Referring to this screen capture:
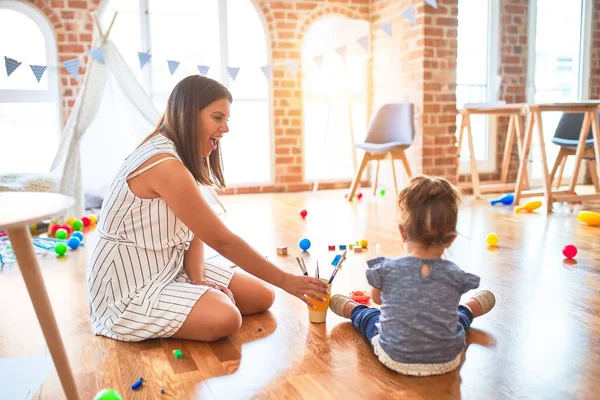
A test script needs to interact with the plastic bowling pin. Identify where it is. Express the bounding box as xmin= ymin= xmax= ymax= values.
xmin=490 ymin=193 xmax=514 ymax=206
xmin=514 ymin=200 xmax=542 ymax=213
xmin=577 ymin=211 xmax=600 ymax=226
